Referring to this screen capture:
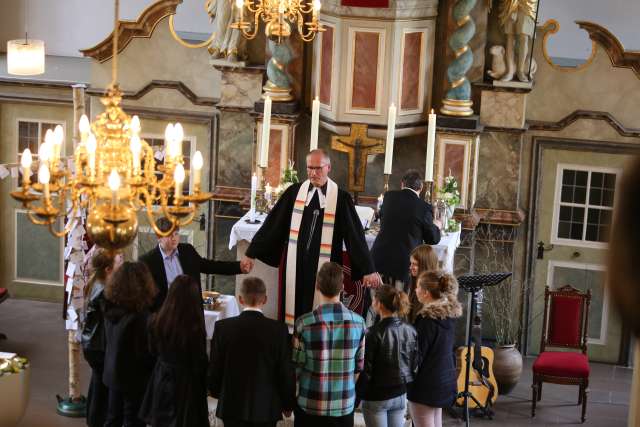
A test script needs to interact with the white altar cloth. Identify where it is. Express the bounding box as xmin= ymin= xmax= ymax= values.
xmin=204 ymin=295 xmax=240 ymax=340
xmin=229 ymin=211 xmax=461 ymax=273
